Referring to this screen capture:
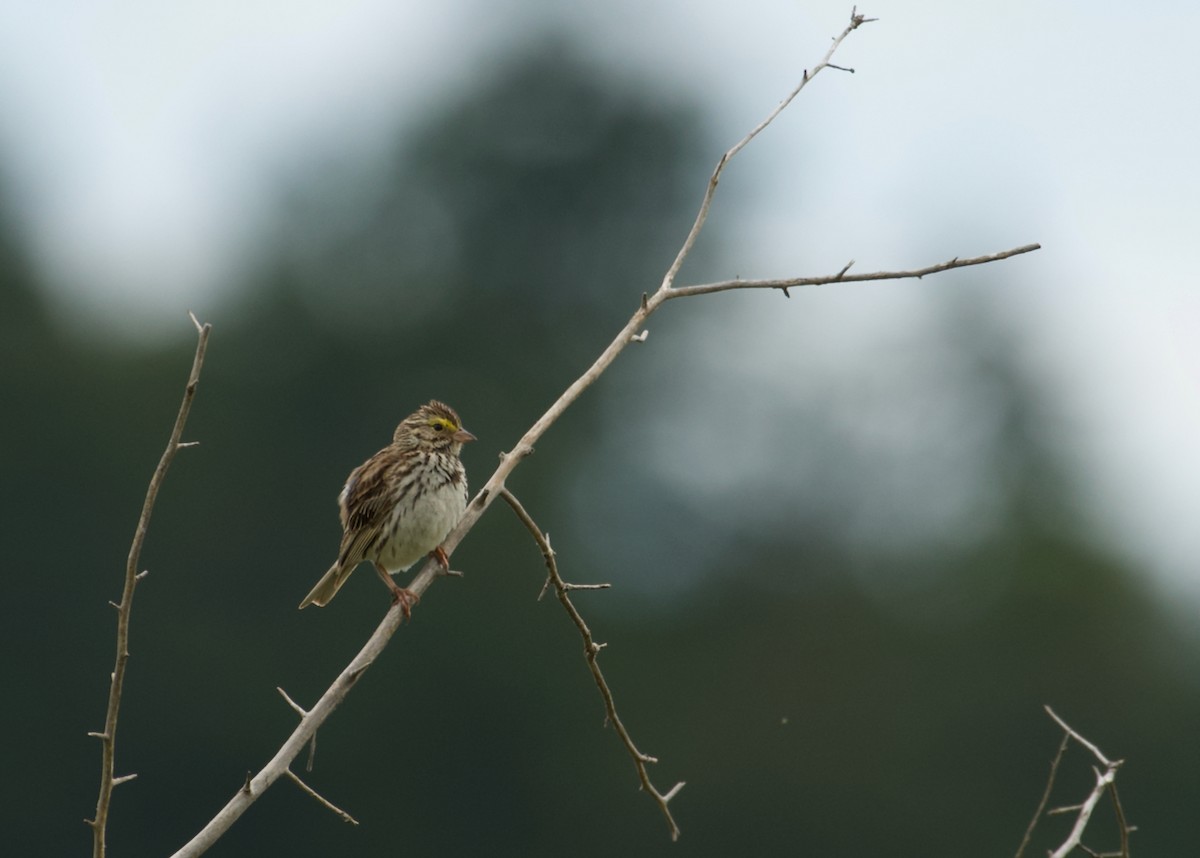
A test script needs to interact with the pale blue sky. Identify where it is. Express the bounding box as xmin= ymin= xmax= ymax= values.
xmin=1 ymin=1 xmax=1197 ymax=603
